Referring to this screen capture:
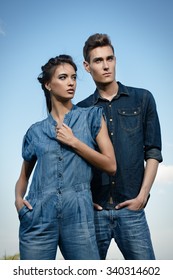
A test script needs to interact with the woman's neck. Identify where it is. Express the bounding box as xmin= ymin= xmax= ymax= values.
xmin=51 ymin=100 xmax=73 ymax=126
